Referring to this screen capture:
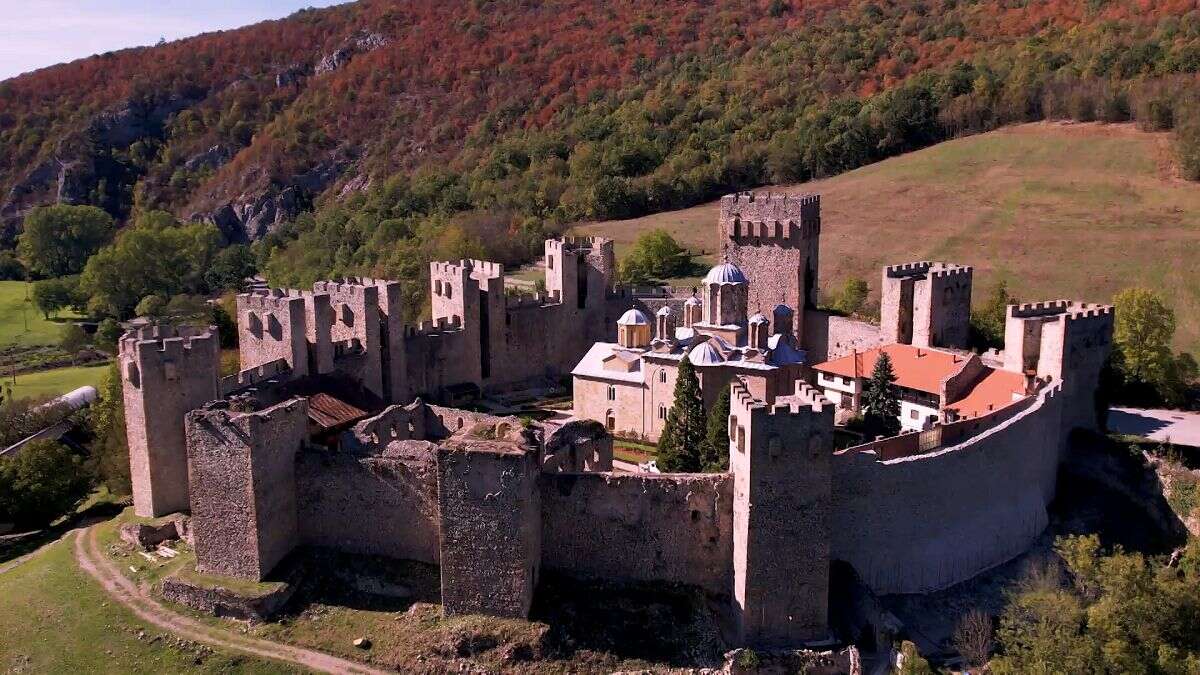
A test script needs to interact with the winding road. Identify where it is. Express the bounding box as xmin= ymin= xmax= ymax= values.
xmin=72 ymin=525 xmax=394 ymax=675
